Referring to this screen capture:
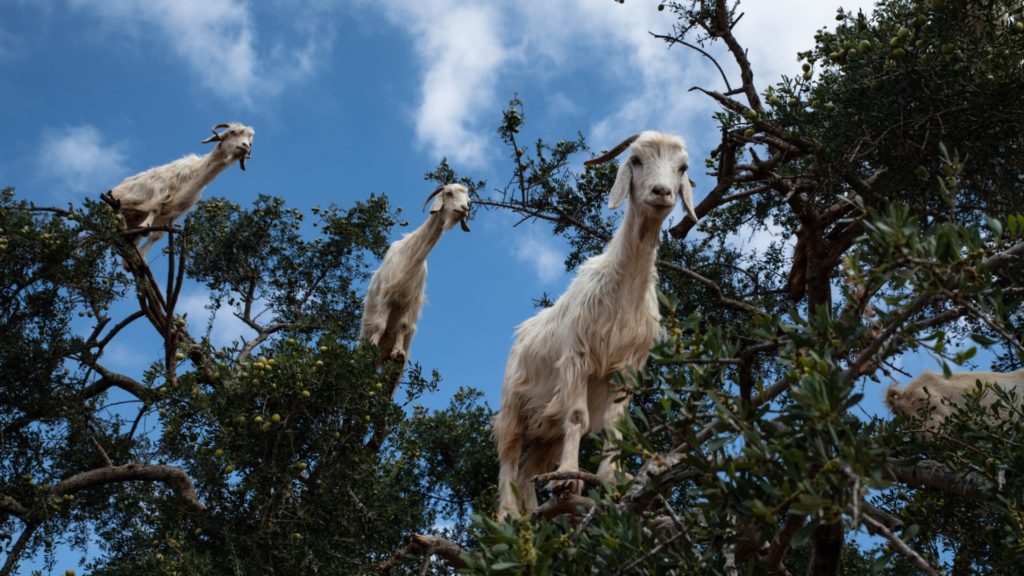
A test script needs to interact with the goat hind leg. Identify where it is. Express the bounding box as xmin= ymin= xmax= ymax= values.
xmin=389 ymin=316 xmax=416 ymax=364
xmin=495 ymin=397 xmax=526 ymax=518
xmin=550 ymin=359 xmax=589 ymax=495
xmin=521 ymin=441 xmax=560 ymax=514
xmin=135 ymin=230 xmax=166 ymax=263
